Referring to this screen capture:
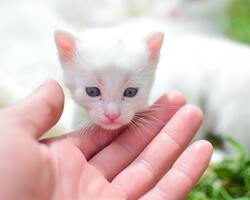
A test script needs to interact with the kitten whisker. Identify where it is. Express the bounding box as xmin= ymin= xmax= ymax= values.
xmin=128 ymin=119 xmax=140 ymax=136
xmin=136 ymin=105 xmax=178 ymax=116
xmin=133 ymin=115 xmax=158 ymax=133
xmin=151 ymin=103 xmax=179 ymax=109
xmin=79 ymin=121 xmax=95 ymax=136
xmin=135 ymin=111 xmax=166 ymax=128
